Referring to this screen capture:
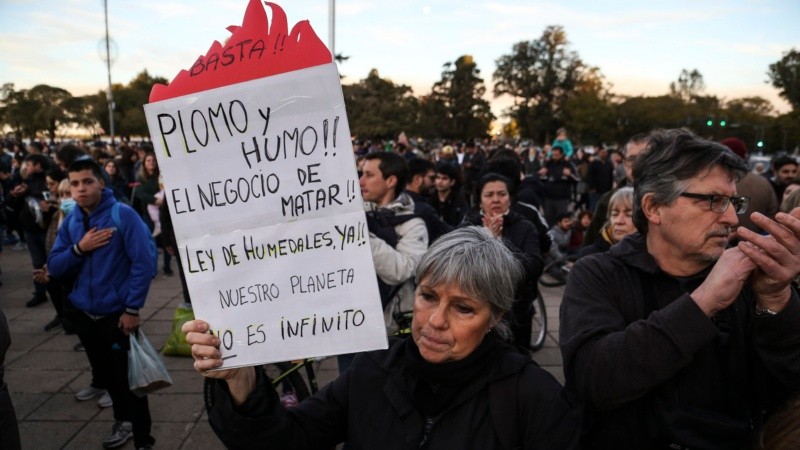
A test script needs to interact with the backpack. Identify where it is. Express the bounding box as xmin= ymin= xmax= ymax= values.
xmin=63 ymin=202 xmax=158 ymax=278
xmin=365 ymin=208 xmax=420 ymax=248
xmin=365 ymin=208 xmax=420 ymax=308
